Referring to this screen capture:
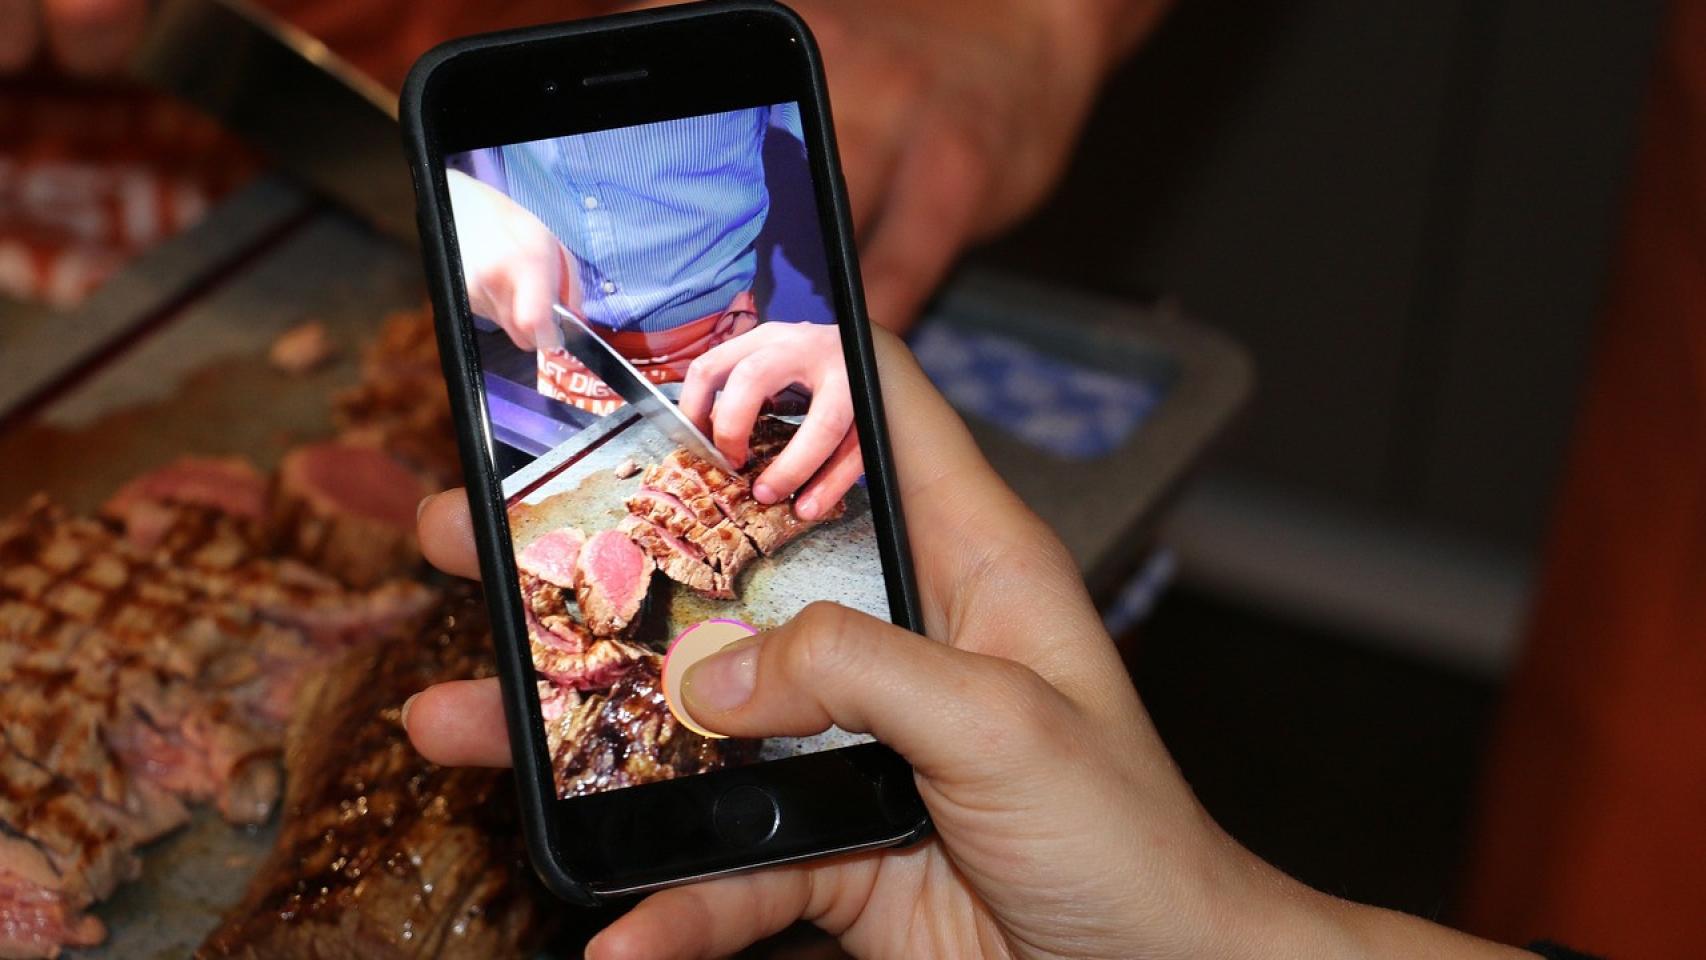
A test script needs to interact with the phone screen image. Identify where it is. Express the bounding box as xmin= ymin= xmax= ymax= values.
xmin=445 ymin=103 xmax=888 ymax=801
